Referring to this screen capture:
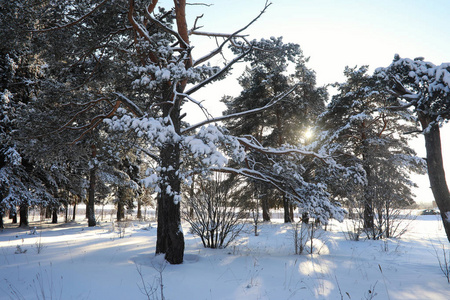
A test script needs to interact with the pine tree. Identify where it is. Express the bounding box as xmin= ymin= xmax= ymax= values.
xmin=222 ymin=37 xmax=327 ymax=222
xmin=32 ymin=1 xmax=353 ymax=264
xmin=379 ymin=55 xmax=450 ymax=241
xmin=316 ymin=66 xmax=425 ymax=238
